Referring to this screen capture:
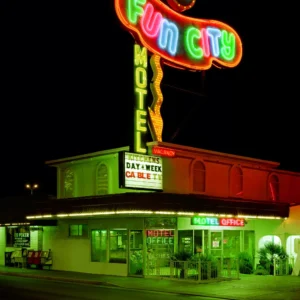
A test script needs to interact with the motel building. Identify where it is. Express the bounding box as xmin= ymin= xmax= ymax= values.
xmin=1 ymin=142 xmax=300 ymax=277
